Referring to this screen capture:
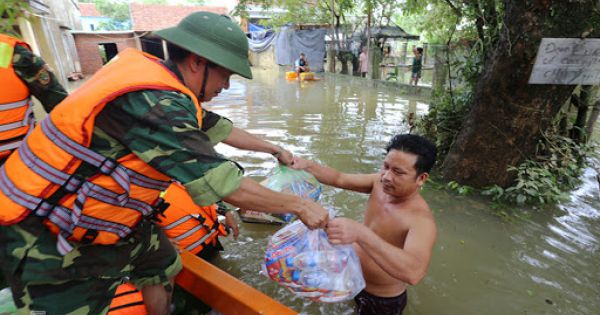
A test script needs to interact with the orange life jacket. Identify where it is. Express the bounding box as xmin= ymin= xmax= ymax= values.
xmin=108 ymin=283 xmax=147 ymax=315
xmin=157 ymin=182 xmax=228 ymax=255
xmin=0 ymin=49 xmax=202 ymax=254
xmin=0 ymin=34 xmax=34 ymax=160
